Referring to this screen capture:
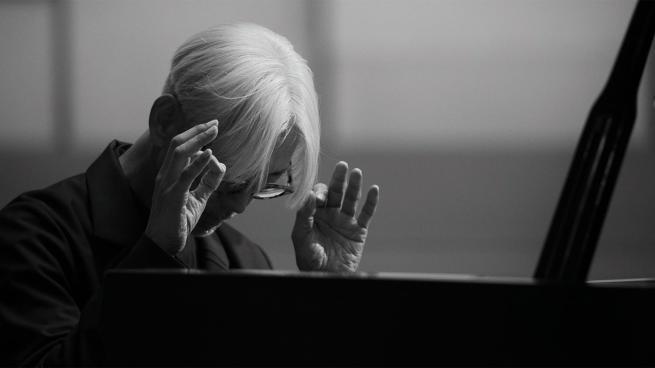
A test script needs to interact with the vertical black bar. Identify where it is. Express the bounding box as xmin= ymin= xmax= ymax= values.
xmin=535 ymin=1 xmax=655 ymax=282
xmin=51 ymin=0 xmax=73 ymax=154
